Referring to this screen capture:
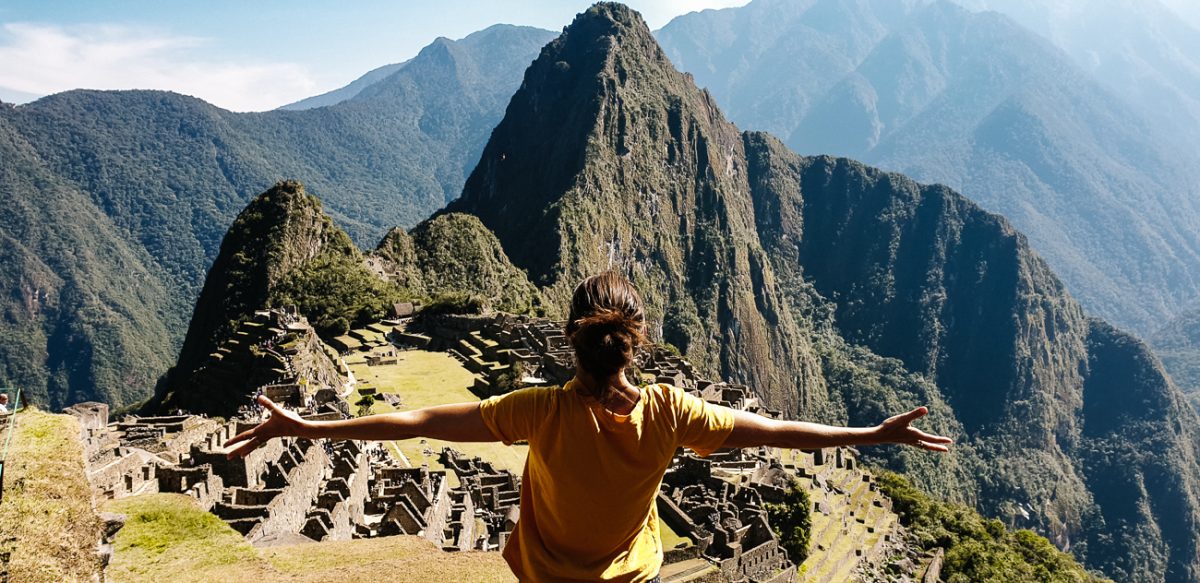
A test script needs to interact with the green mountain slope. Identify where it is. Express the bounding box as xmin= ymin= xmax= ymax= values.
xmin=0 ymin=25 xmax=554 ymax=409
xmin=152 ymin=180 xmax=398 ymax=403
xmin=448 ymin=3 xmax=827 ymax=416
xmin=448 ymin=5 xmax=1200 ymax=581
xmin=370 ymin=213 xmax=546 ymax=315
xmin=0 ymin=112 xmax=180 ymax=409
xmin=656 ymin=0 xmax=1200 ymax=336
